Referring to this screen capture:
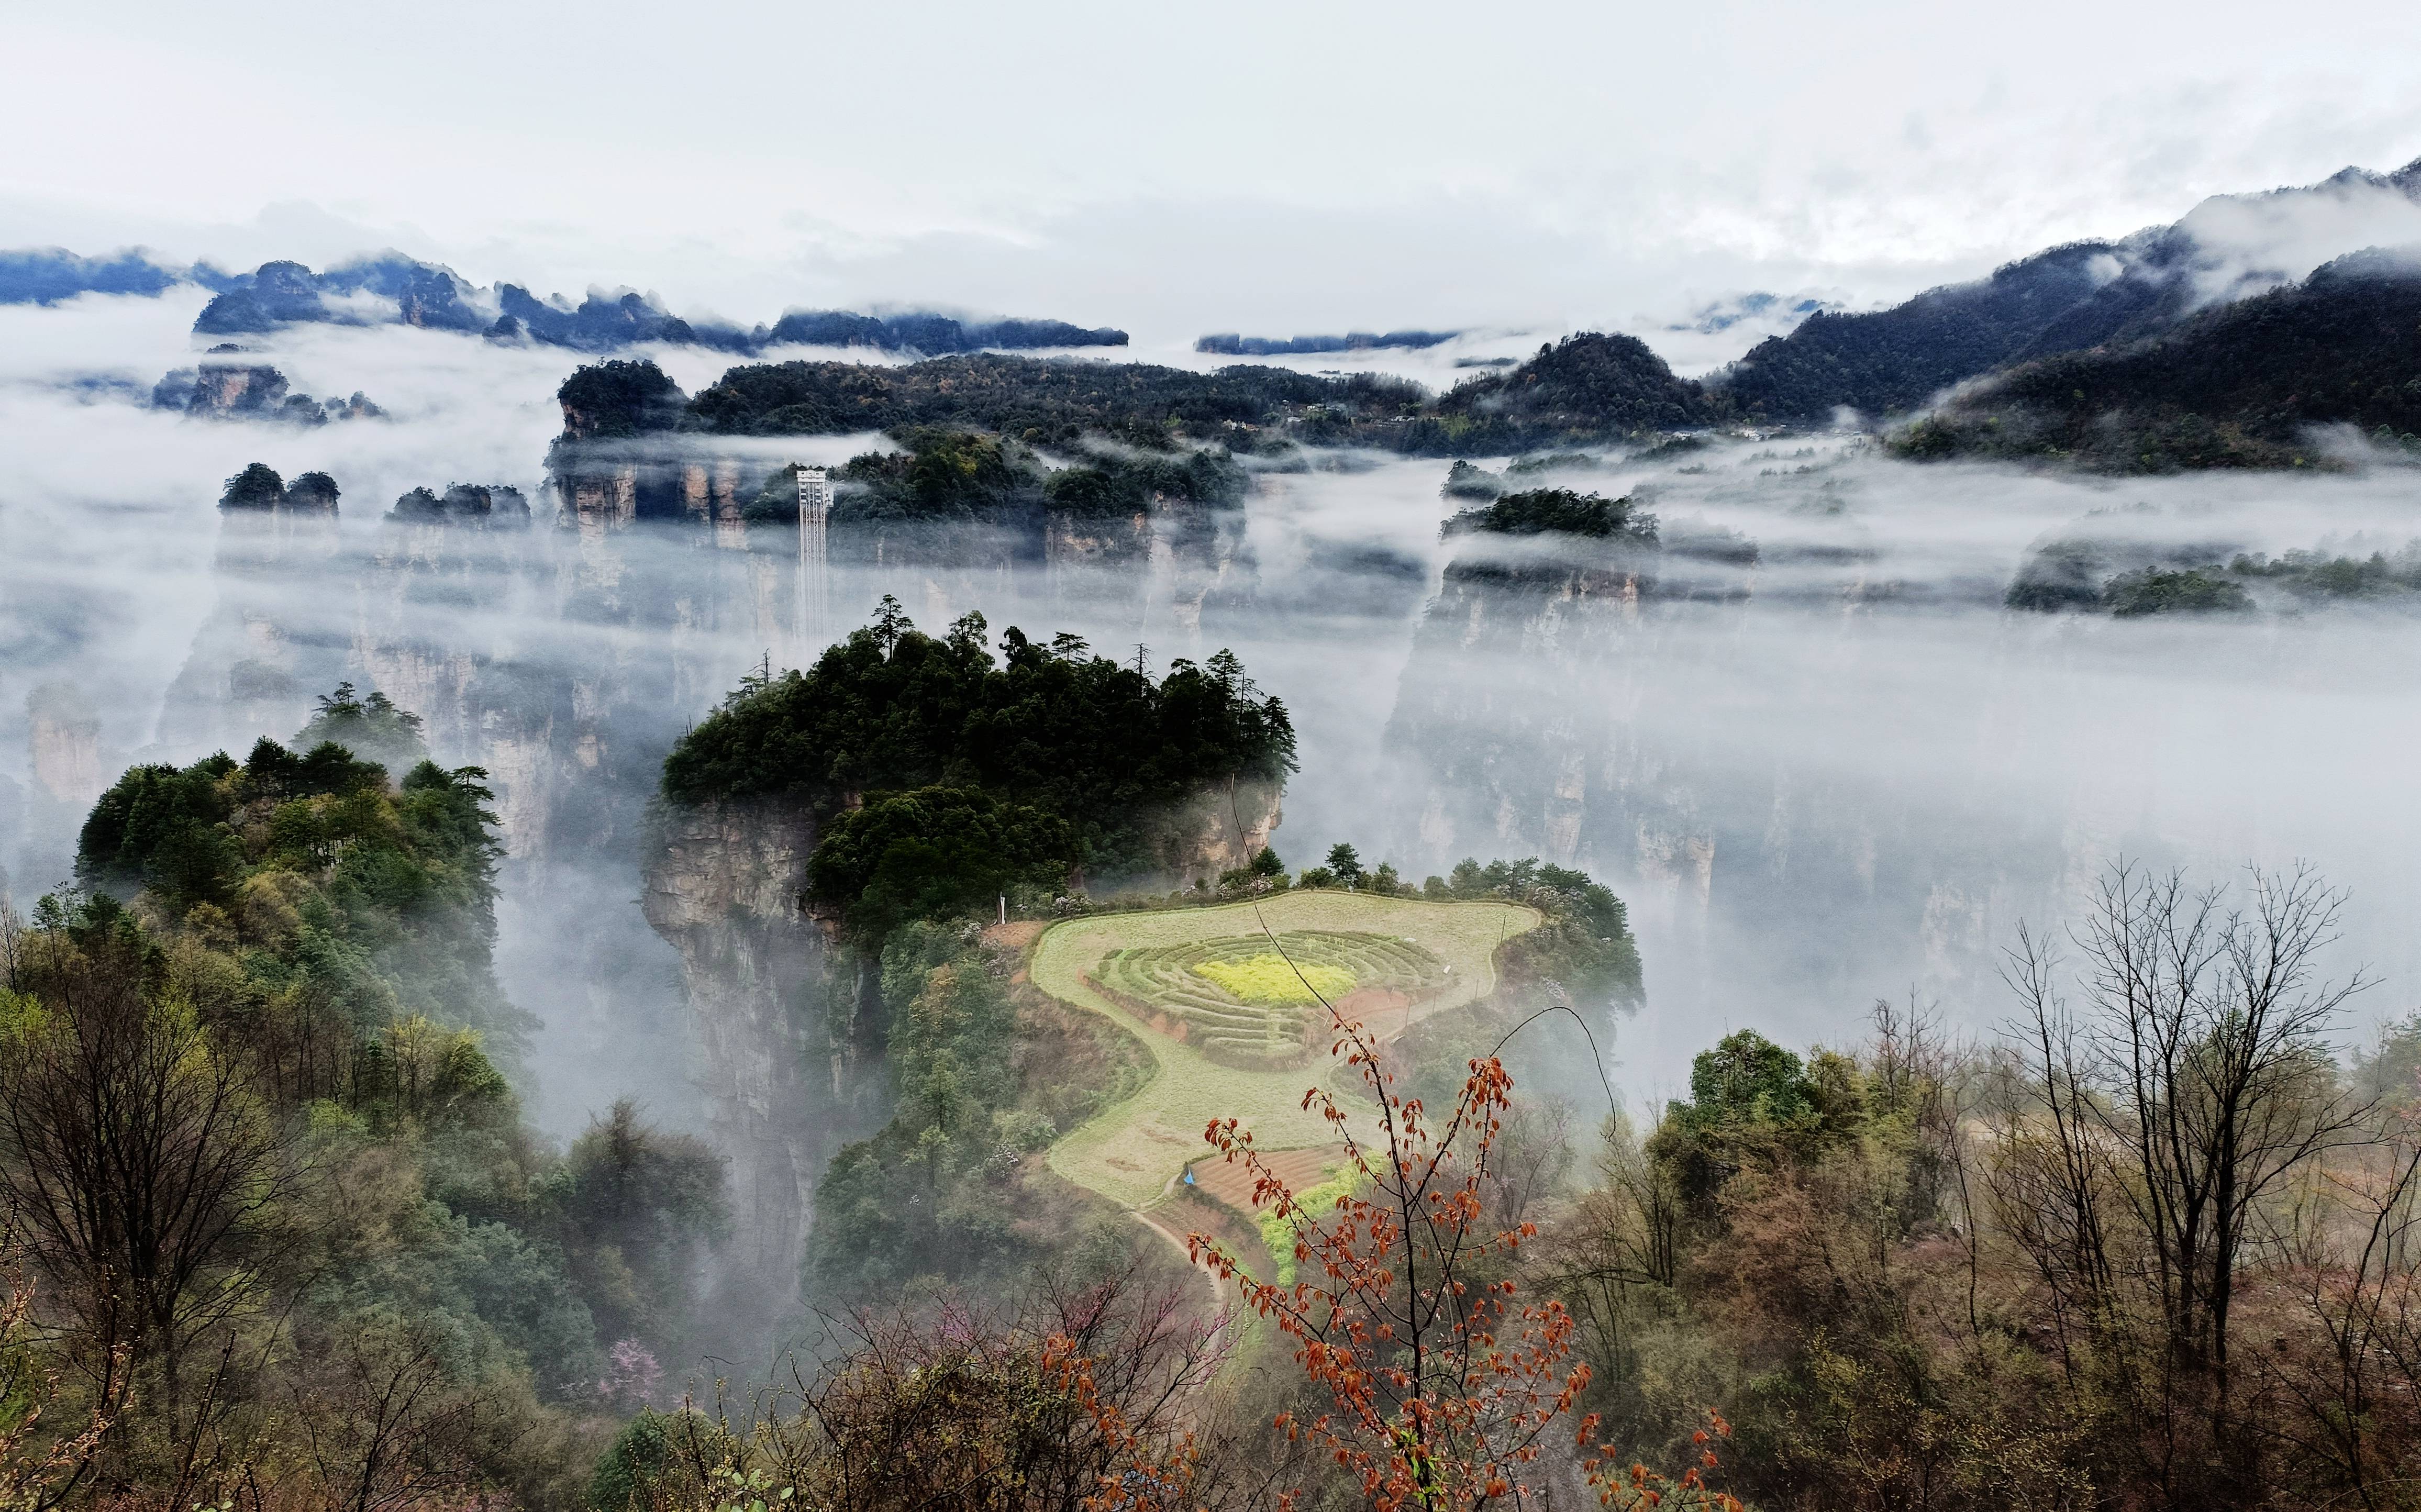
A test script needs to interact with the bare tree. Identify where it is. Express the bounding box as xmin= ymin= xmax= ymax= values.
xmin=0 ymin=906 xmax=290 ymax=1428
xmin=1992 ymin=921 xmax=2123 ymax=1359
xmin=287 ymin=1313 xmax=495 ymax=1512
xmin=2248 ymin=1132 xmax=2421 ymax=1505
xmin=1994 ymin=862 xmax=2372 ymax=1479
xmin=630 ymin=1258 xmax=1256 ymax=1512
xmin=0 ymin=1228 xmax=118 ymax=1511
